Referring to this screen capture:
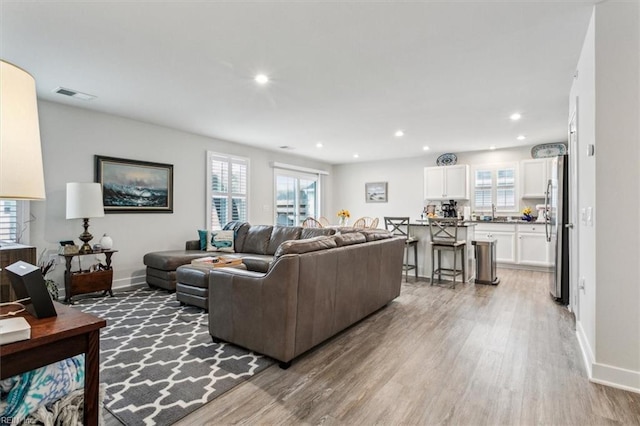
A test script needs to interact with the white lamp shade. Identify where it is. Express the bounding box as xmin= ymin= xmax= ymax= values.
xmin=0 ymin=60 xmax=46 ymax=200
xmin=66 ymin=182 xmax=105 ymax=219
